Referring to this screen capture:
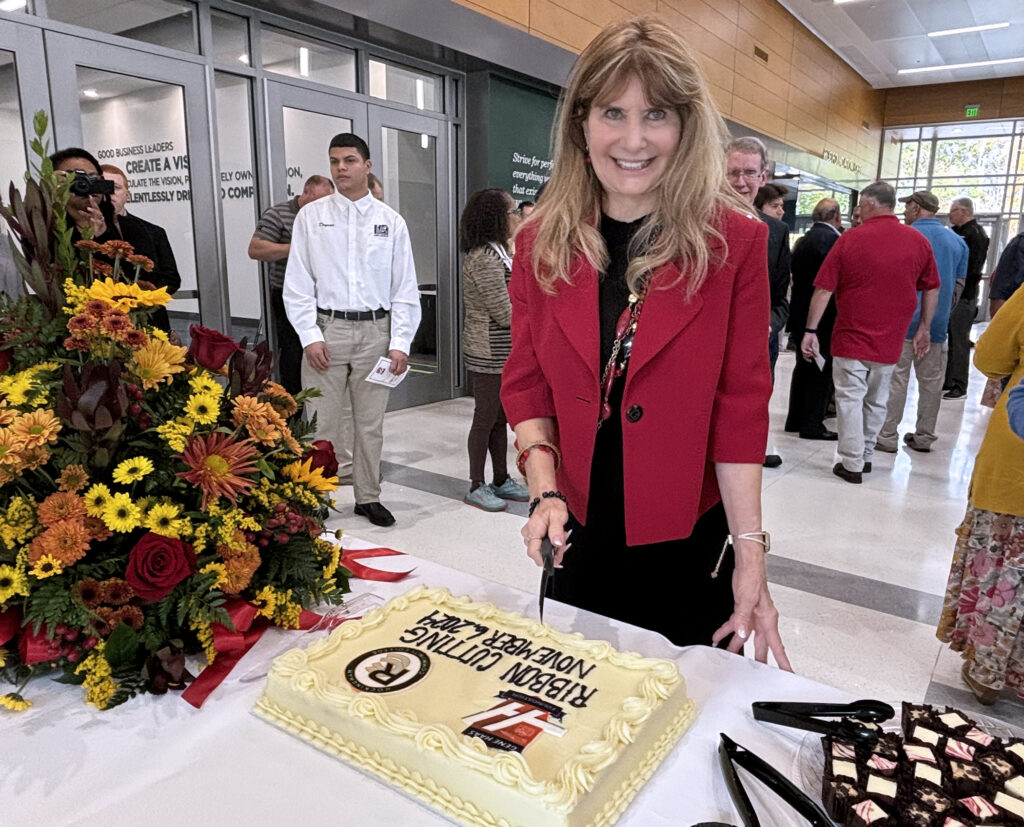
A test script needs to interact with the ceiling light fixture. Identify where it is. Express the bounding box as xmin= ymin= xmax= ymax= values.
xmin=898 ymin=56 xmax=1024 ymax=74
xmin=298 ymin=46 xmax=310 ymax=78
xmin=81 ymin=89 xmax=99 ymax=99
xmin=0 ymin=0 xmax=28 ymax=10
xmin=928 ymin=22 xmax=1010 ymax=38
xmin=238 ymin=53 xmax=250 ymax=65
